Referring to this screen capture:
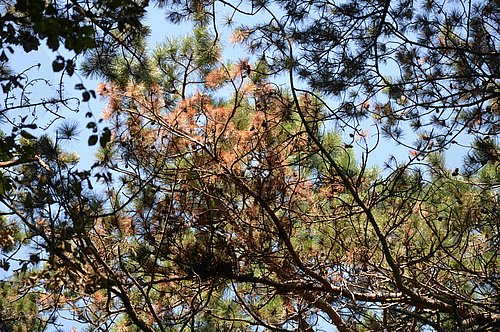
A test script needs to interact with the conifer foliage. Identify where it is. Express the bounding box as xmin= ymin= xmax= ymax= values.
xmin=0 ymin=0 xmax=499 ymax=331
